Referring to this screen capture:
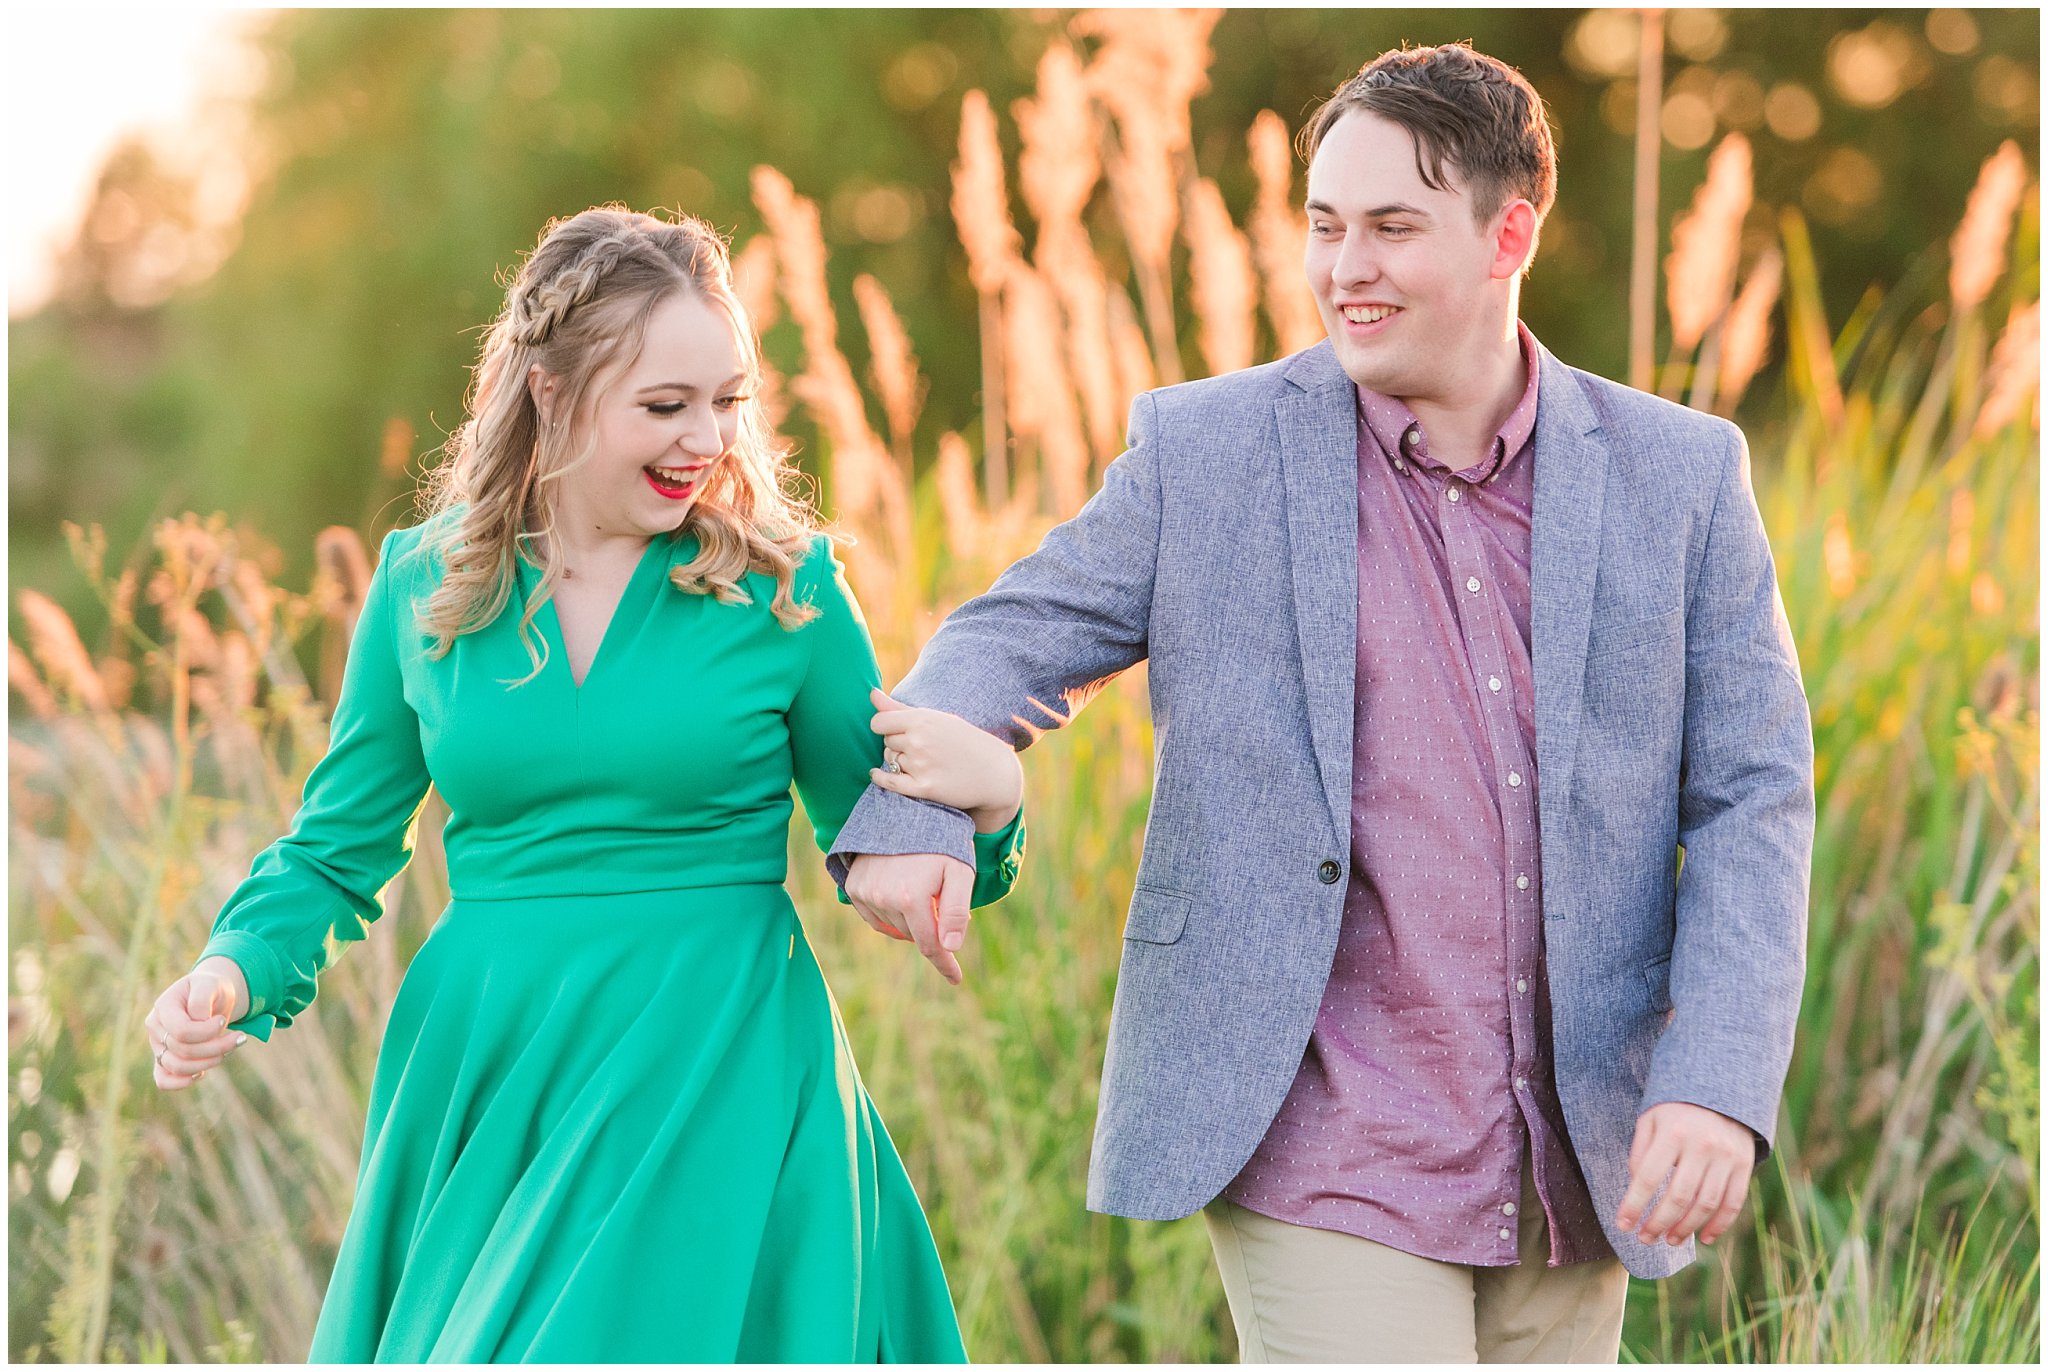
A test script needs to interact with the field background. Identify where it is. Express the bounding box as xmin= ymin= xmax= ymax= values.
xmin=8 ymin=9 xmax=2040 ymax=1363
